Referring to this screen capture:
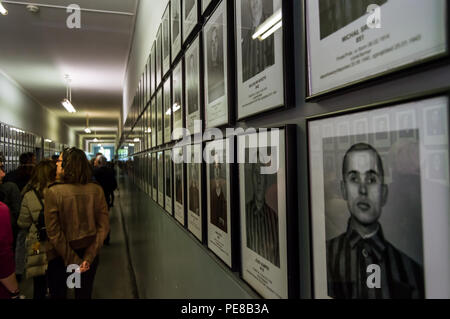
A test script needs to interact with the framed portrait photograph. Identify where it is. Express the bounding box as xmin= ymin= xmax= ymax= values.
xmin=235 ymin=0 xmax=287 ymax=120
xmin=152 ymin=152 xmax=158 ymax=200
xmin=164 ymin=77 xmax=172 ymax=143
xmin=185 ymin=35 xmax=202 ymax=135
xmin=203 ymin=0 xmax=229 ymax=128
xmin=165 ymin=149 xmax=173 ymax=215
xmin=151 ymin=42 xmax=156 ymax=95
xmin=171 ymin=0 xmax=182 ymax=62
xmin=187 ymin=143 xmax=203 ymax=242
xmin=157 ymin=88 xmax=163 ymax=146
xmin=156 ymin=25 xmax=163 ymax=87
xmin=146 ymin=56 xmax=151 ymax=104
xmin=172 ymin=61 xmax=184 ymax=140
xmin=158 ymin=151 xmax=165 ymax=207
xmin=151 ymin=97 xmax=157 ymax=147
xmin=183 ymin=0 xmax=198 ymax=43
xmin=307 ymin=91 xmax=450 ymax=299
xmin=205 ymin=137 xmax=233 ymax=268
xmin=174 ymin=146 xmax=186 ymax=225
xmin=163 ymin=4 xmax=171 ymax=77
xmin=305 ymin=0 xmax=449 ymax=98
xmin=238 ymin=126 xmax=297 ymax=299
xmin=147 ymin=152 xmax=152 ymax=195
xmin=146 ymin=105 xmax=152 ymax=149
